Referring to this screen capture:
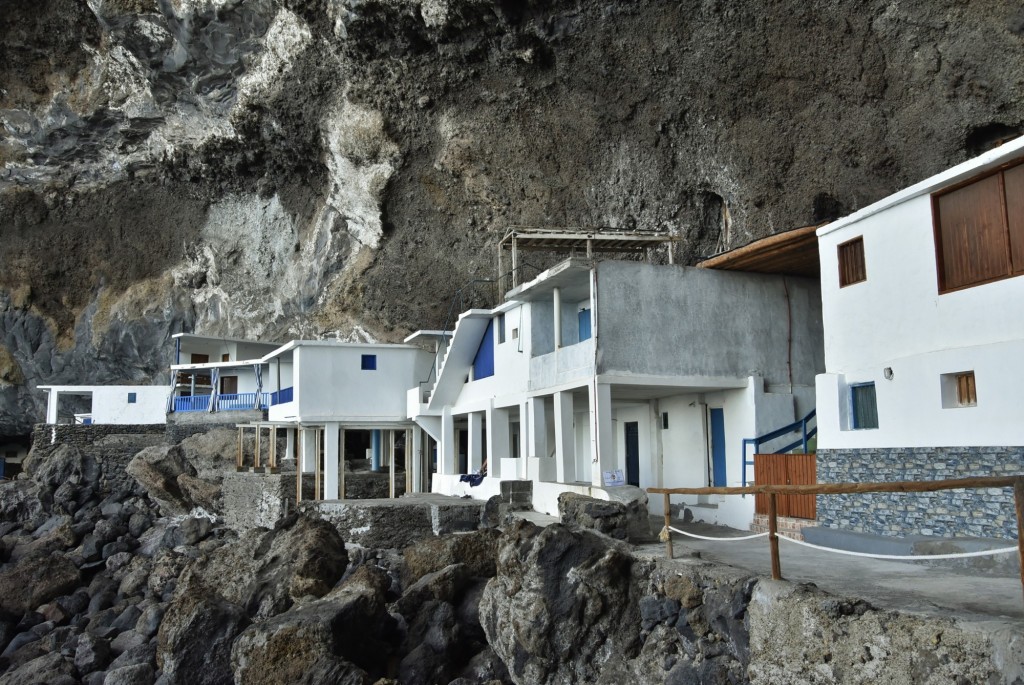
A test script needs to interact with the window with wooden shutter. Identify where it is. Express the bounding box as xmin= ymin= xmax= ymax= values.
xmin=955 ymin=372 xmax=977 ymax=407
xmin=837 ymin=237 xmax=866 ymax=287
xmin=933 ymin=159 xmax=1024 ymax=292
